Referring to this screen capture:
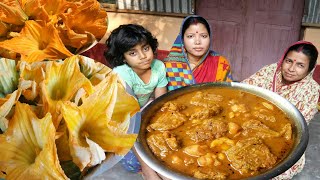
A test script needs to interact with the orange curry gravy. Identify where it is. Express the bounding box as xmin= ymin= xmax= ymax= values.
xmin=146 ymin=88 xmax=294 ymax=179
